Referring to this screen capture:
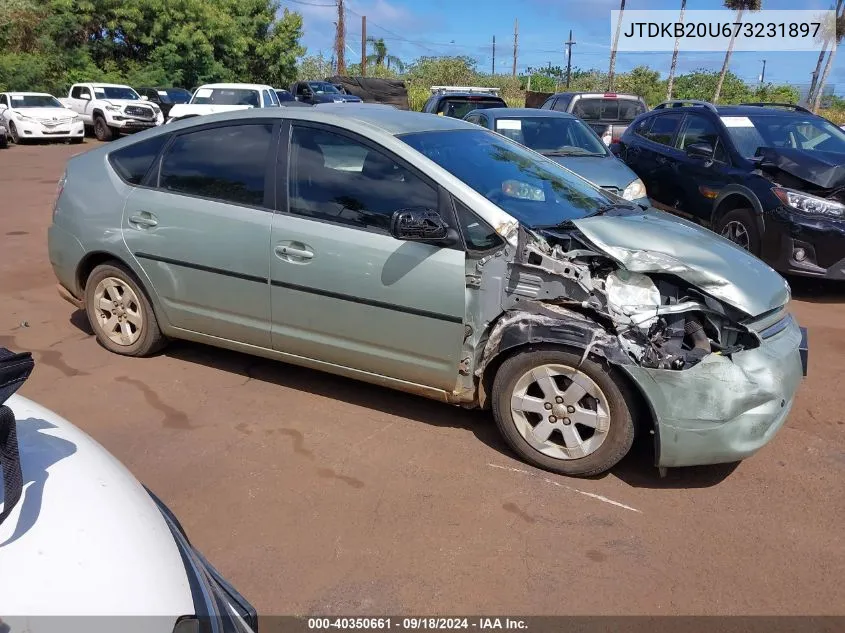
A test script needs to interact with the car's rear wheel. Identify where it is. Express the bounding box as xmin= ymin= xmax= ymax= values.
xmin=491 ymin=348 xmax=635 ymax=477
xmin=716 ymin=208 xmax=761 ymax=256
xmin=84 ymin=262 xmax=165 ymax=357
xmin=93 ymin=115 xmax=114 ymax=141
